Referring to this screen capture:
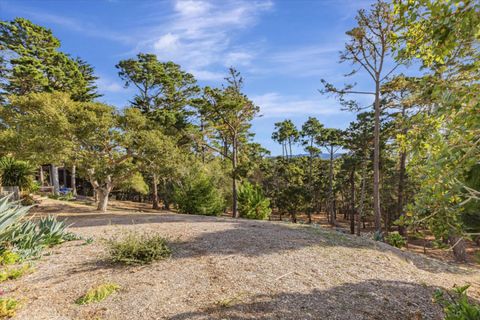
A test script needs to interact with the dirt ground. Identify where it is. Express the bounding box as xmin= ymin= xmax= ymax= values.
xmin=5 ymin=198 xmax=480 ymax=320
